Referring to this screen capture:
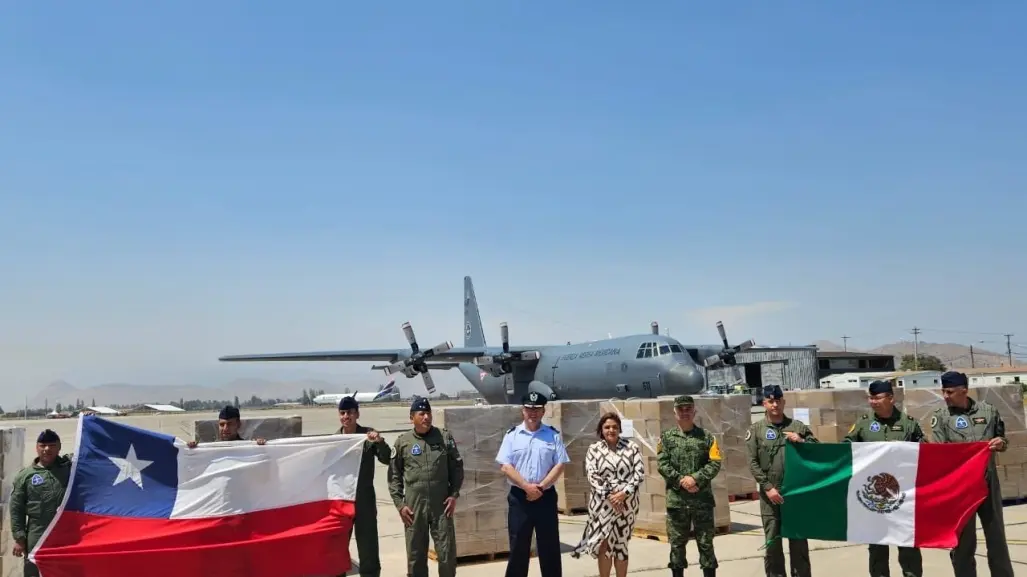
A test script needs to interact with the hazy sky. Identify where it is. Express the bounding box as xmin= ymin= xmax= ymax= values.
xmin=2 ymin=2 xmax=1025 ymax=405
